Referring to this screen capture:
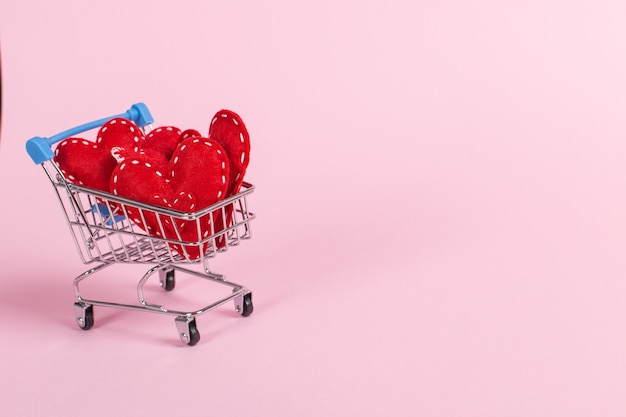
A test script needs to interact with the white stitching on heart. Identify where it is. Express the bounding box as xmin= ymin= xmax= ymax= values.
xmin=232 ymin=118 xmax=239 ymax=126
xmin=121 ymin=120 xmax=127 ymax=125
xmin=211 ymin=117 xmax=218 ymax=125
xmin=239 ymin=133 xmax=245 ymax=143
xmin=240 ymin=152 xmax=245 ymax=164
xmin=111 ymin=147 xmax=125 ymax=163
xmin=102 ymin=127 xmax=108 ymax=132
xmin=111 ymin=120 xmax=117 ymax=124
xmin=131 ymin=160 xmax=139 ymax=165
xmin=221 ymin=114 xmax=228 ymax=118
xmin=155 ymin=171 xmax=163 ymax=177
